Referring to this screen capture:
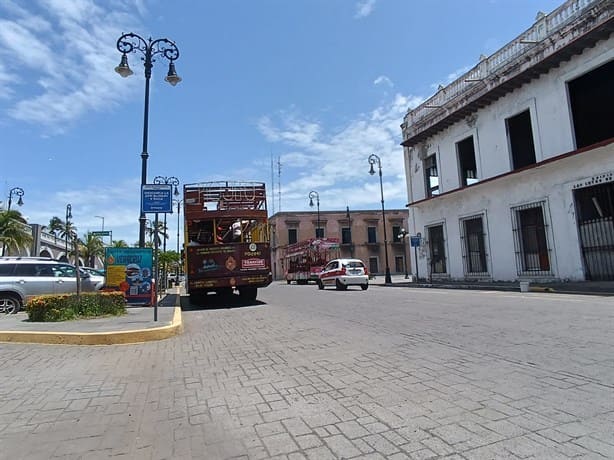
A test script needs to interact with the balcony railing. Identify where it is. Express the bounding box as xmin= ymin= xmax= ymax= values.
xmin=402 ymin=0 xmax=608 ymax=139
